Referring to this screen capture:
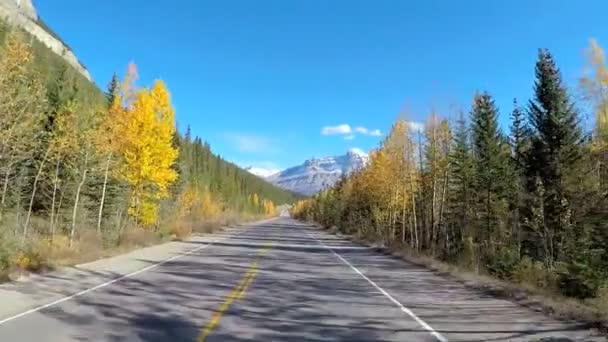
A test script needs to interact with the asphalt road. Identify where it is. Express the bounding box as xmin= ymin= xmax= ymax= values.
xmin=0 ymin=217 xmax=603 ymax=341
